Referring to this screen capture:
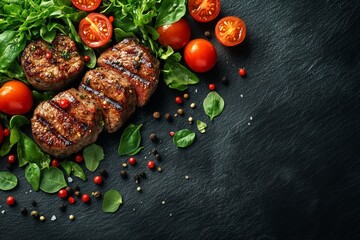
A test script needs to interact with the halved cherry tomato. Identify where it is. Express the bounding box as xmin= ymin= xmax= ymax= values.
xmin=71 ymin=0 xmax=102 ymax=12
xmin=188 ymin=0 xmax=221 ymax=22
xmin=0 ymin=124 xmax=3 ymax=144
xmin=184 ymin=39 xmax=217 ymax=73
xmin=215 ymin=16 xmax=246 ymax=47
xmin=79 ymin=13 xmax=113 ymax=49
xmin=0 ymin=80 xmax=33 ymax=115
xmin=156 ymin=18 xmax=191 ymax=51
